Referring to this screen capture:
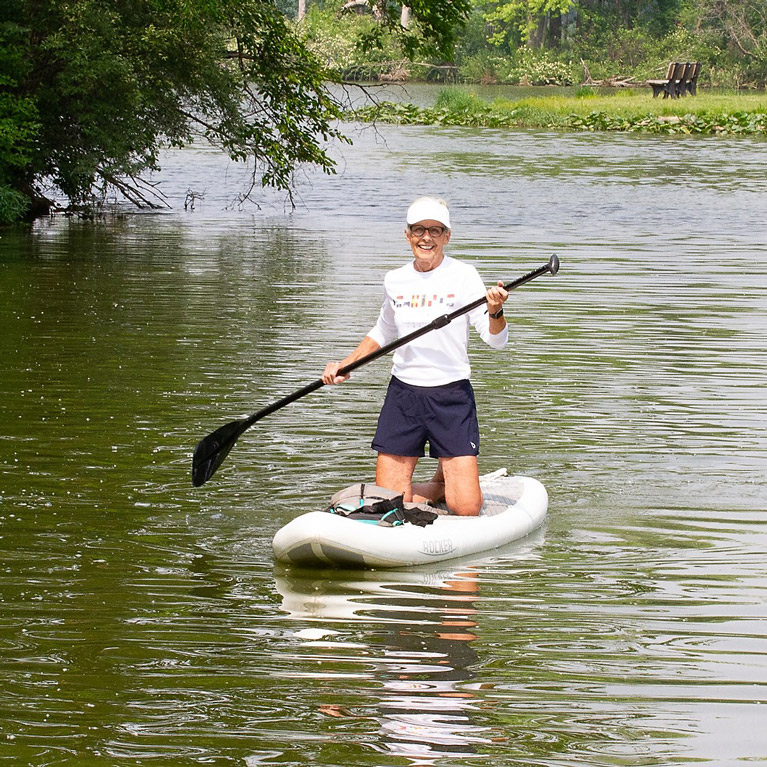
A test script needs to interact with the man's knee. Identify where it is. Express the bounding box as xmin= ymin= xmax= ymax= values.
xmin=441 ymin=456 xmax=482 ymax=515
xmin=449 ymin=496 xmax=482 ymax=516
xmin=445 ymin=482 xmax=483 ymax=515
